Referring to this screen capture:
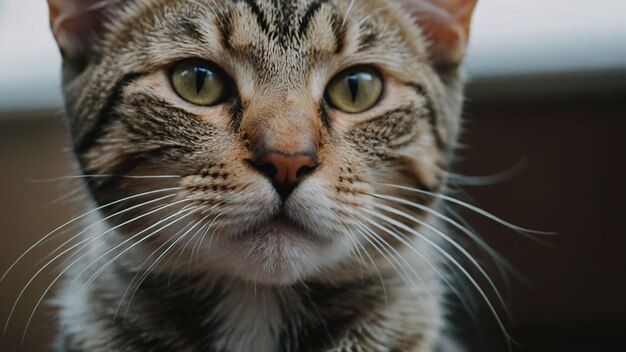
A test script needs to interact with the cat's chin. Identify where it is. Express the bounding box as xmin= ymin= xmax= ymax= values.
xmin=210 ymin=216 xmax=349 ymax=285
xmin=229 ymin=219 xmax=320 ymax=285
xmin=242 ymin=216 xmax=318 ymax=242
